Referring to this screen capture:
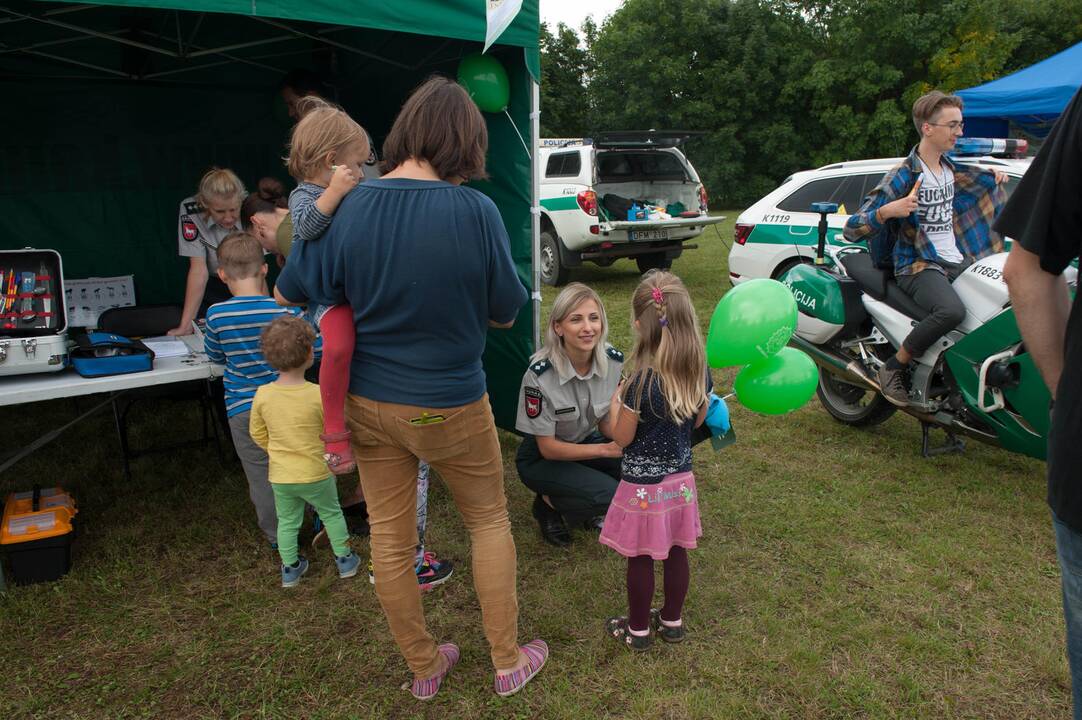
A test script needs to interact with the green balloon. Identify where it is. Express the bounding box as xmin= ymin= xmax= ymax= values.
xmin=457 ymin=53 xmax=510 ymax=113
xmin=734 ymin=347 xmax=819 ymax=415
xmin=706 ymin=279 xmax=797 ymax=368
